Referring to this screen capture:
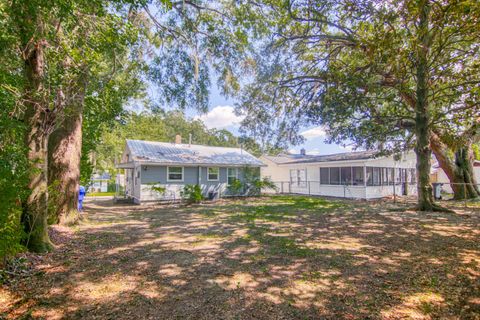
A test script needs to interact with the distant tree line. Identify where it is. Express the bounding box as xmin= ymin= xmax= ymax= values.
xmin=85 ymin=109 xmax=278 ymax=185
